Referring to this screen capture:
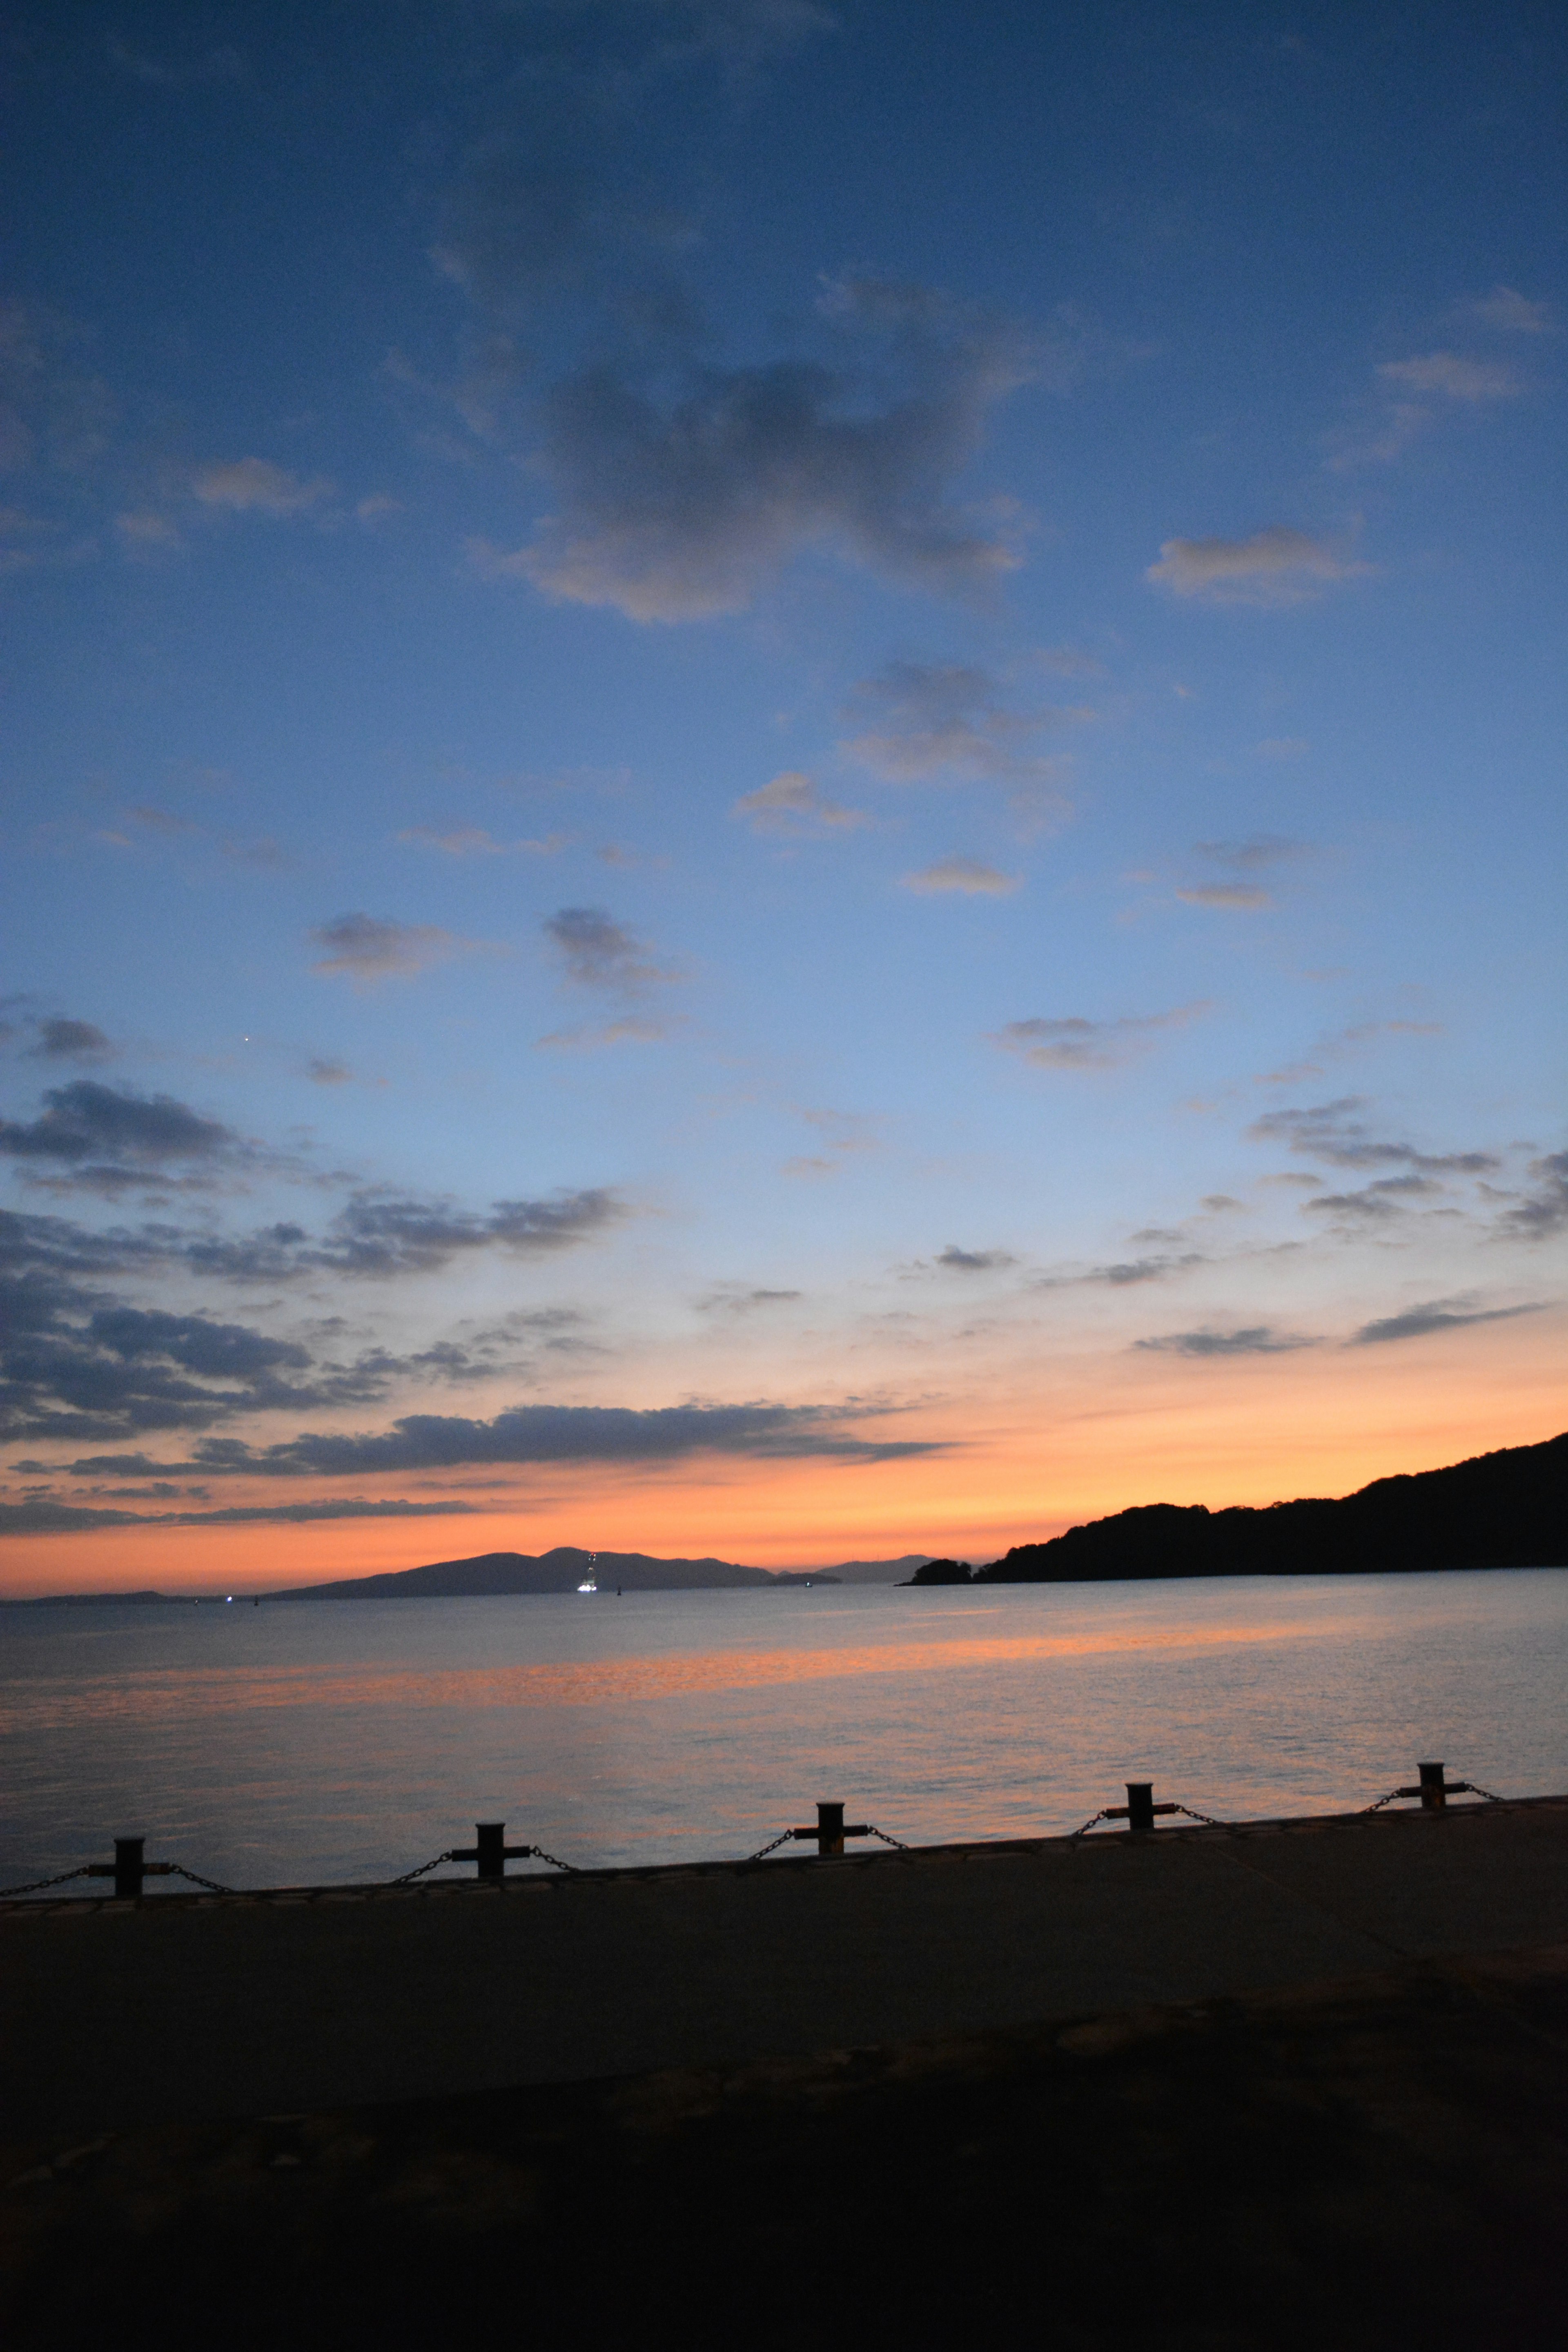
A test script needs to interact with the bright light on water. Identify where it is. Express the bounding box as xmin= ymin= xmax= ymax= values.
xmin=2 ymin=1573 xmax=1565 ymax=1892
